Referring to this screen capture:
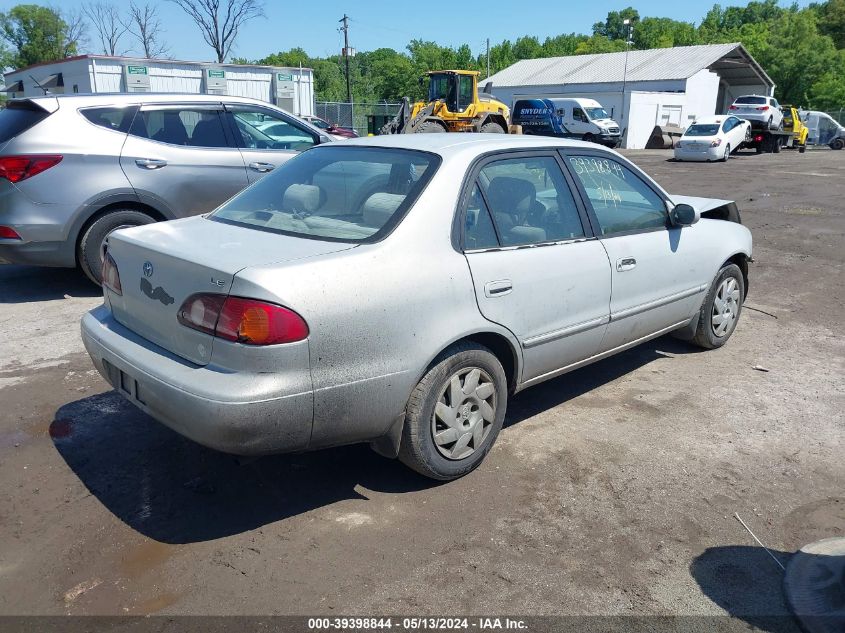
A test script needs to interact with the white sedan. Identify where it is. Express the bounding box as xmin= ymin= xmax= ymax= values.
xmin=674 ymin=115 xmax=751 ymax=162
